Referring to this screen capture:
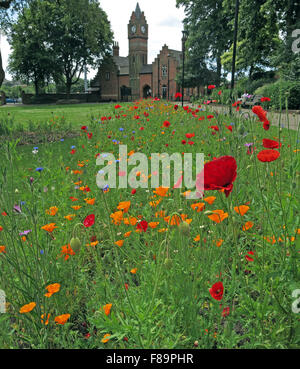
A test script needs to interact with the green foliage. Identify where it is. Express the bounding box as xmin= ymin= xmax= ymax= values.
xmin=7 ymin=0 xmax=113 ymax=95
xmin=255 ymin=80 xmax=300 ymax=110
